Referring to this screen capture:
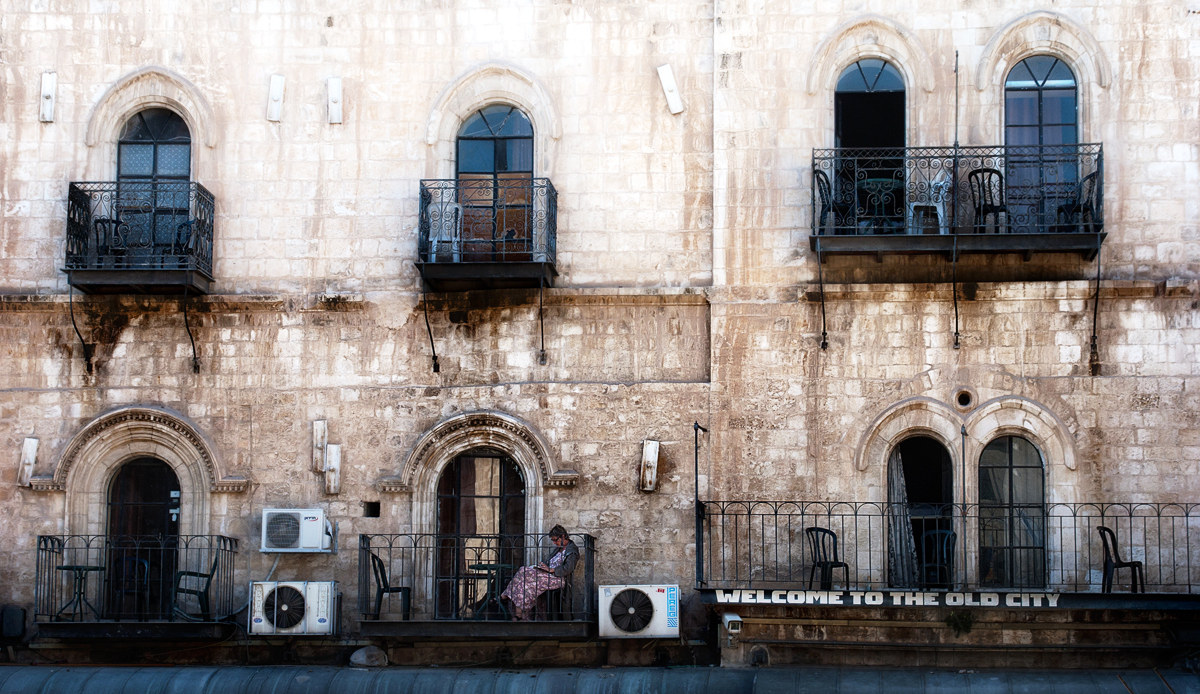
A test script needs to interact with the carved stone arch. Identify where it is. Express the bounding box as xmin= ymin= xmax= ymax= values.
xmin=854 ymin=397 xmax=963 ymax=474
xmin=34 ymin=406 xmax=247 ymax=536
xmin=424 ymin=62 xmax=561 ymax=179
xmin=389 ymin=410 xmax=577 ymax=536
xmin=964 ymin=396 xmax=1078 ymax=473
xmin=975 ymin=11 xmax=1111 ymax=143
xmin=805 ymin=15 xmax=936 ymax=96
xmin=83 ymin=66 xmax=218 ymax=180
